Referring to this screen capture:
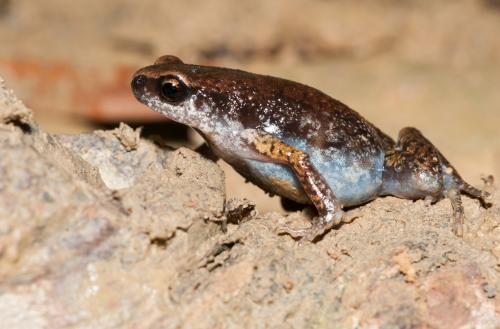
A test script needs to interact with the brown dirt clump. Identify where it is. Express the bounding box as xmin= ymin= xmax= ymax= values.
xmin=0 ymin=78 xmax=499 ymax=328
